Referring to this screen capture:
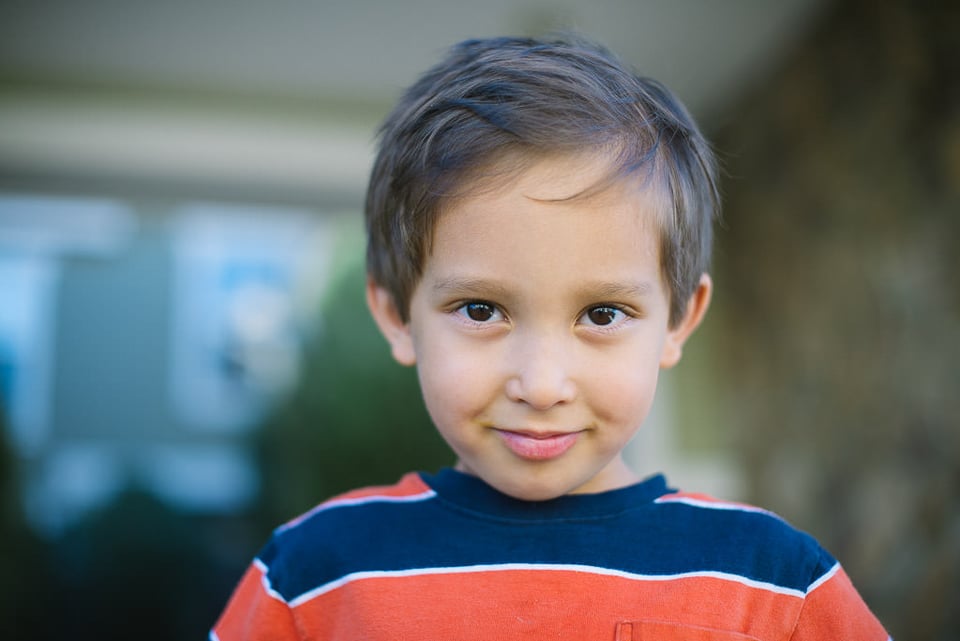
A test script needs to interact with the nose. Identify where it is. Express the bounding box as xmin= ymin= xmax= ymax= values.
xmin=504 ymin=334 xmax=577 ymax=410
